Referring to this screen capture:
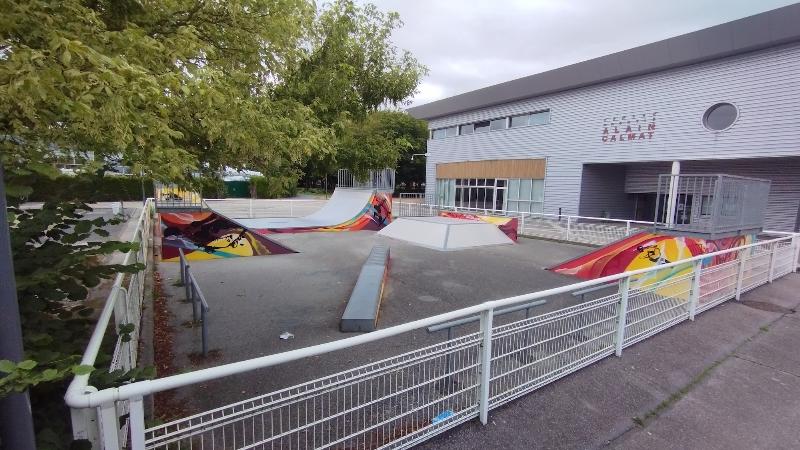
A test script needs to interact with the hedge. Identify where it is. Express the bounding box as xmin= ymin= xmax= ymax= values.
xmin=26 ymin=175 xmax=155 ymax=202
xmin=249 ymin=175 xmax=298 ymax=198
